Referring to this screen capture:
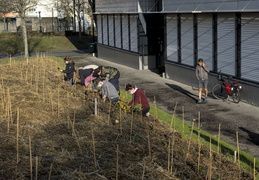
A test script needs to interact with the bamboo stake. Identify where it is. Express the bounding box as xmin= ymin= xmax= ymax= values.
xmin=29 ymin=136 xmax=33 ymax=180
xmin=48 ymin=163 xmax=53 ymax=180
xmin=148 ymin=132 xmax=151 ymax=159
xmin=170 ymin=119 xmax=176 ymax=174
xmin=7 ymin=102 xmax=10 ymax=133
xmin=254 ymin=158 xmax=256 ymax=180
xmin=130 ymin=111 xmax=133 ymax=143
xmin=42 ymin=70 xmax=45 ymax=102
xmin=170 ymin=101 xmax=178 ymax=128
xmin=208 ymin=137 xmax=212 ymax=180
xmin=35 ymin=156 xmax=38 ymax=180
xmin=236 ymin=131 xmax=240 ymax=169
xmin=217 ymin=124 xmax=221 ymax=153
xmin=16 ymin=107 xmax=19 ymax=164
xmin=153 ymin=96 xmax=157 ymax=119
xmin=182 ymin=106 xmax=184 ymax=135
xmin=119 ymin=107 xmax=122 ymax=134
xmin=141 ymin=160 xmax=146 ymax=180
xmin=116 ymin=144 xmax=119 ymax=180
xmin=94 ymin=98 xmax=97 ymax=116
xmin=197 ymin=138 xmax=201 ymax=171
xmin=167 ymin=138 xmax=171 ymax=171
xmin=57 ymin=86 xmax=60 ymax=118
xmin=91 ymin=126 xmax=97 ymax=168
